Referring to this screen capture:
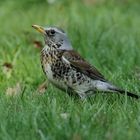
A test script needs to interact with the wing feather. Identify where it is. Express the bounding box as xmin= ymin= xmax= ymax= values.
xmin=62 ymin=50 xmax=106 ymax=82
